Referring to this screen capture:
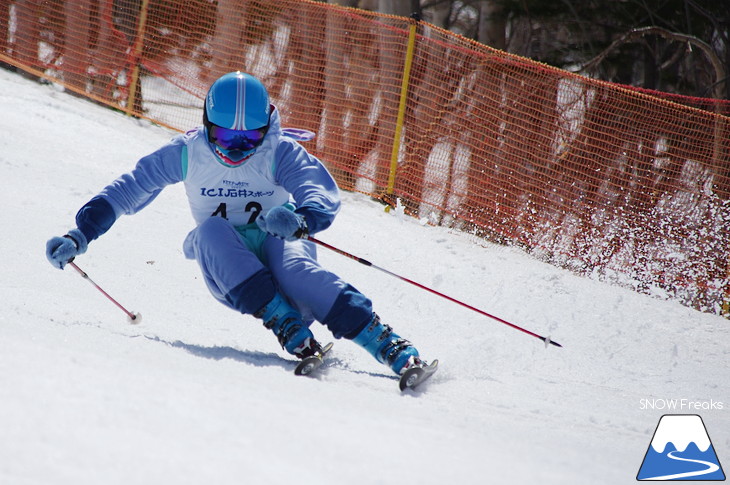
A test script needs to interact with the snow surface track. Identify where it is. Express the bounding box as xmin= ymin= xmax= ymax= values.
xmin=1 ymin=69 xmax=727 ymax=485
